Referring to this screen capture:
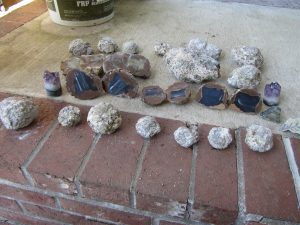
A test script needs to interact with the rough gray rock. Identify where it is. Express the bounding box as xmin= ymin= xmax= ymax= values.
xmin=227 ymin=65 xmax=261 ymax=89
xmin=187 ymin=38 xmax=222 ymax=60
xmin=245 ymin=124 xmax=273 ymax=152
xmin=260 ymin=106 xmax=281 ymax=123
xmin=58 ymin=105 xmax=81 ymax=127
xmin=174 ymin=125 xmax=199 ymax=148
xmin=154 ymin=42 xmax=171 ymax=56
xmin=135 ymin=116 xmax=161 ymax=138
xmin=122 ymin=41 xmax=139 ymax=54
xmin=165 ymin=47 xmax=220 ymax=83
xmin=87 ymin=103 xmax=122 ymax=134
xmin=208 ymin=127 xmax=232 ymax=149
xmin=69 ymin=39 xmax=93 ymax=57
xmin=97 ymin=37 xmax=118 ymax=54
xmin=0 ymin=96 xmax=38 ymax=130
xmin=281 ymin=118 xmax=300 ymax=135
xmin=231 ymin=46 xmax=264 ymax=68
